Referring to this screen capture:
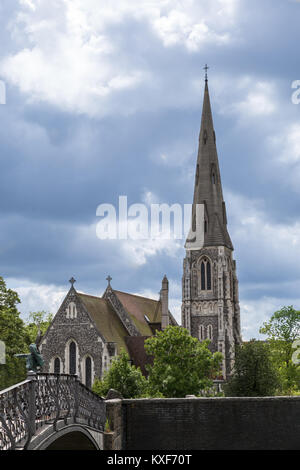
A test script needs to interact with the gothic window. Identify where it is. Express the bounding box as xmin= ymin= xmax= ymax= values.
xmin=199 ymin=257 xmax=212 ymax=291
xmin=207 ymin=325 xmax=213 ymax=341
xmin=54 ymin=357 xmax=60 ymax=374
xmin=66 ymin=302 xmax=77 ymax=319
xmin=69 ymin=341 xmax=76 ymax=375
xmin=204 ymin=220 xmax=207 ymax=233
xmin=203 ymin=130 xmax=208 ymax=144
xmin=207 ymin=262 xmax=211 ymax=290
xmin=199 ymin=325 xmax=205 ymax=341
xmin=196 ymin=164 xmax=199 ymax=185
xmin=212 ymin=172 xmax=216 ymax=184
xmin=201 ymin=262 xmax=205 ymax=290
xmin=85 ymin=357 xmax=92 ymax=389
